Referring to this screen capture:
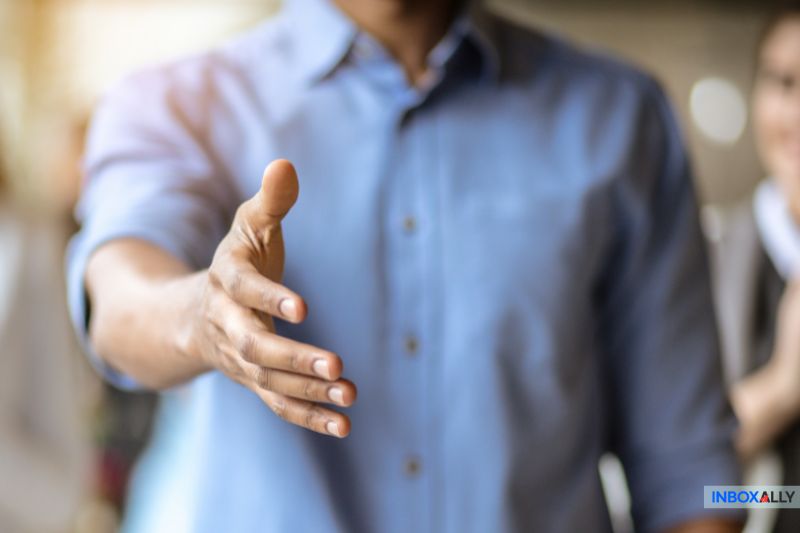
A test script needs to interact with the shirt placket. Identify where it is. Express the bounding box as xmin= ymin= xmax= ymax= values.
xmin=382 ymin=95 xmax=439 ymax=533
xmin=354 ymin=30 xmax=449 ymax=531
